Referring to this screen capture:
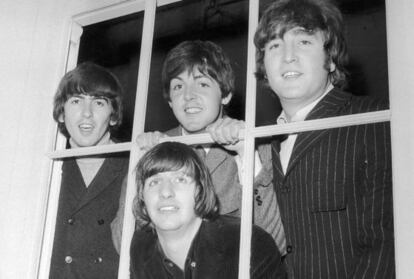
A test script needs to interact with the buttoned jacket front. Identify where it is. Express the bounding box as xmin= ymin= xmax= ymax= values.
xmin=50 ymin=154 xmax=128 ymax=279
